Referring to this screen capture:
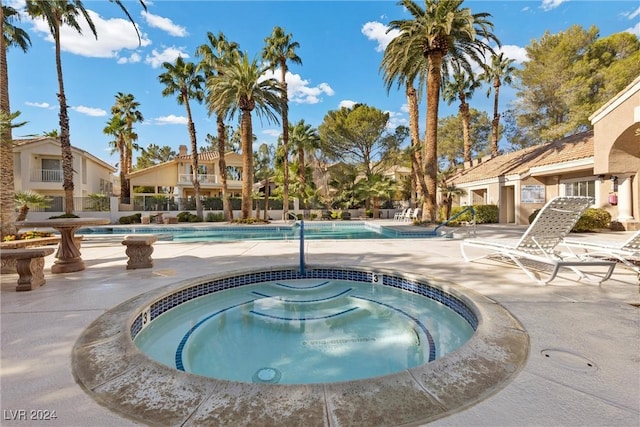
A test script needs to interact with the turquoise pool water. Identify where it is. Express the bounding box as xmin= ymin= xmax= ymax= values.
xmin=79 ymin=221 xmax=441 ymax=241
xmin=134 ymin=278 xmax=474 ymax=384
